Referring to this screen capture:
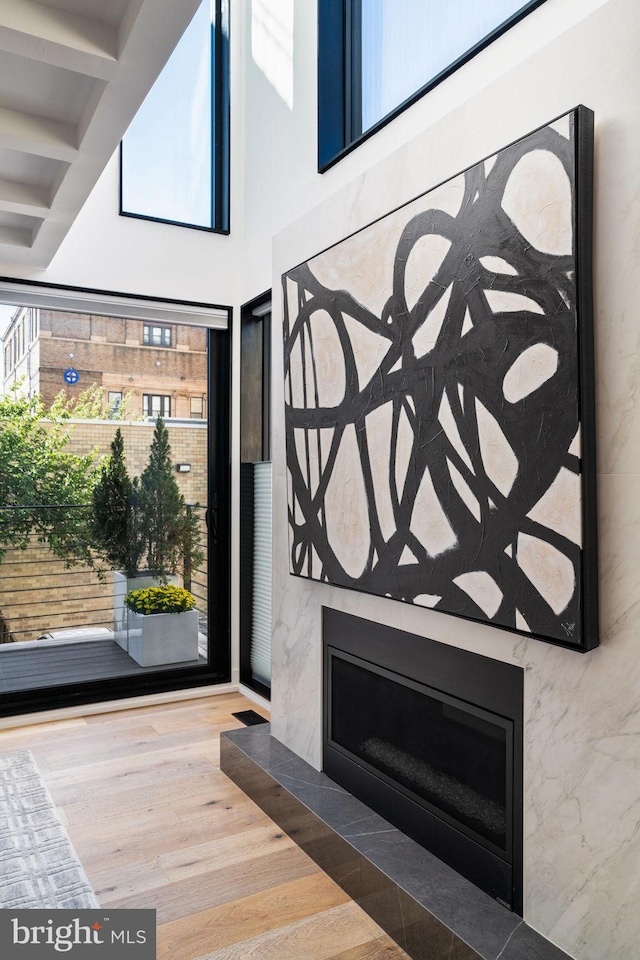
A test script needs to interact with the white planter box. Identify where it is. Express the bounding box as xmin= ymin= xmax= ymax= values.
xmin=113 ymin=571 xmax=179 ymax=650
xmin=127 ymin=608 xmax=199 ymax=667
